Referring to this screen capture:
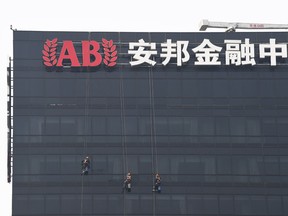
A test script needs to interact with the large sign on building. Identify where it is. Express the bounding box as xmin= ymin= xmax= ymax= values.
xmin=42 ymin=35 xmax=288 ymax=71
